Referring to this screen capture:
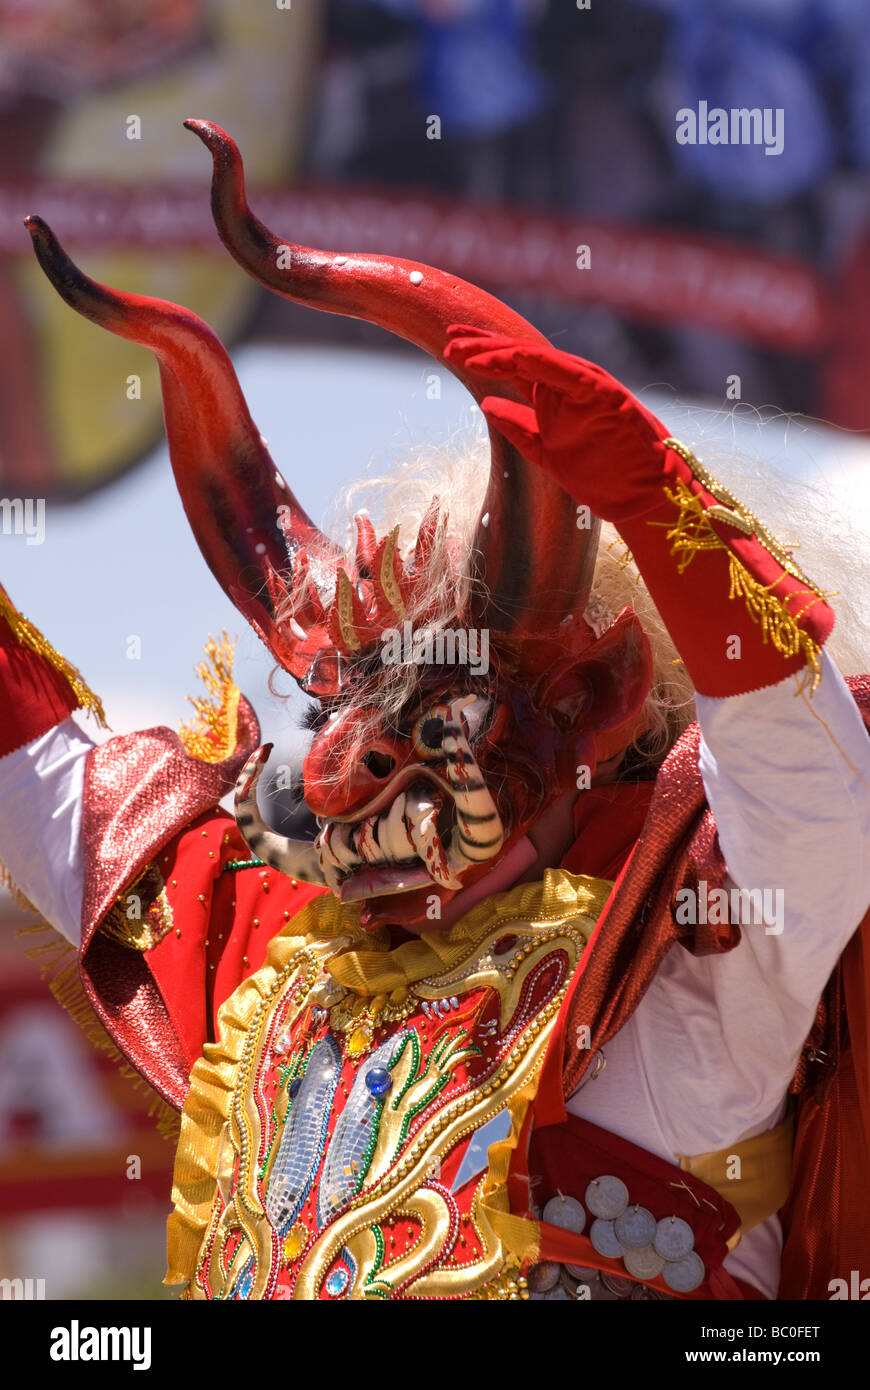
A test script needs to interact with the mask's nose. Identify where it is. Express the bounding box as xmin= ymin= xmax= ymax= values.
xmin=302 ymin=709 xmax=408 ymax=819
